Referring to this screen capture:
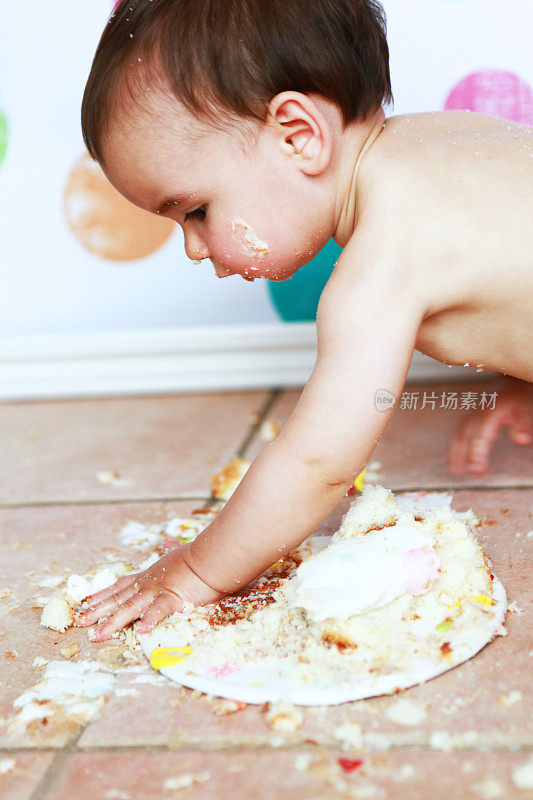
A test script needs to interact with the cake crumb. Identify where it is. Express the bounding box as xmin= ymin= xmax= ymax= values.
xmin=265 ymin=700 xmax=303 ymax=733
xmin=96 ymin=470 xmax=132 ymax=487
xmin=498 ymin=690 xmax=522 ymax=707
xmin=163 ymin=772 xmax=210 ymax=790
xmin=0 ymin=758 xmax=16 ymax=775
xmin=60 ymin=643 xmax=79 ymax=660
xmin=210 ymin=459 xmax=250 ymax=500
xmin=512 ymin=757 xmax=533 ymax=790
xmin=40 ymin=596 xmax=73 ymax=633
xmin=294 ymin=752 xmax=313 ymax=772
xmin=210 ymin=697 xmax=246 ymax=716
xmin=333 ymin=720 xmax=363 ymax=750
xmin=385 ymin=698 xmax=427 ymax=726
xmin=4 ymin=650 xmax=19 ymax=660
xmin=259 ymin=419 xmax=281 ymax=442
xmin=471 ymin=777 xmax=505 ymax=799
